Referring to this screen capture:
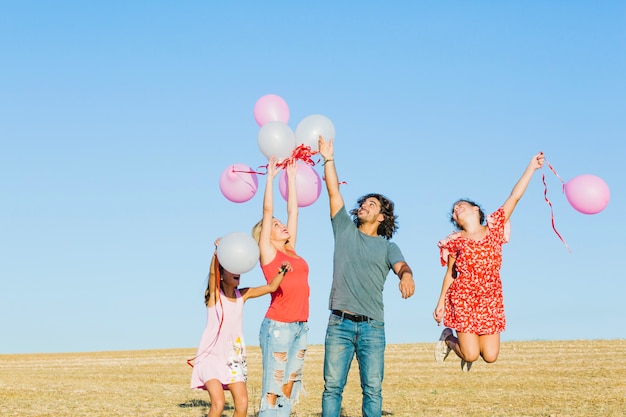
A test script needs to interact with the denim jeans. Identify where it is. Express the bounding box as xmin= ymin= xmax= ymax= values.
xmin=258 ymin=318 xmax=308 ymax=417
xmin=321 ymin=313 xmax=386 ymax=417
